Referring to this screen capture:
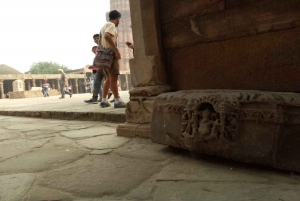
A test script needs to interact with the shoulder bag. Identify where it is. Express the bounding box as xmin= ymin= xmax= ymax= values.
xmin=93 ymin=33 xmax=115 ymax=69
